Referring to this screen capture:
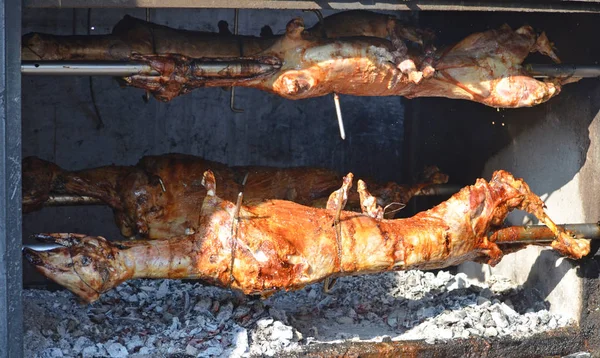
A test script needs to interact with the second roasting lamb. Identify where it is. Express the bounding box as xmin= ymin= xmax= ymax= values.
xmin=23 ymin=153 xmax=447 ymax=239
xmin=23 ymin=11 xmax=570 ymax=107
